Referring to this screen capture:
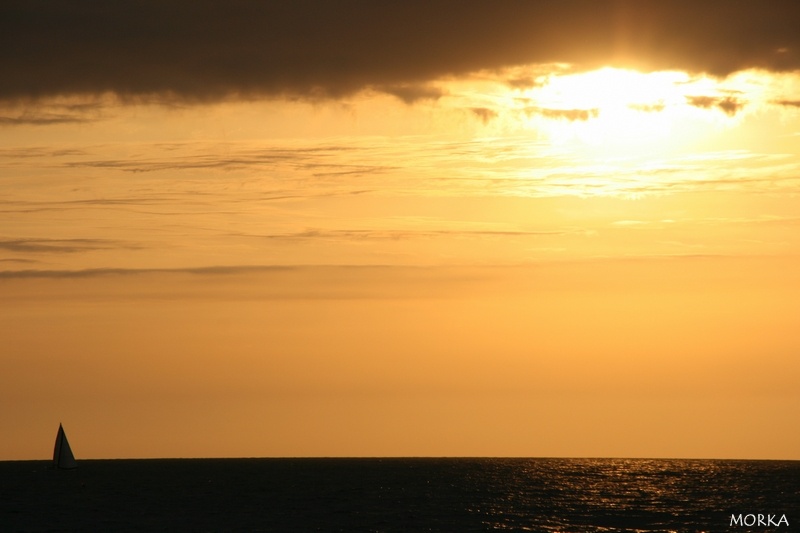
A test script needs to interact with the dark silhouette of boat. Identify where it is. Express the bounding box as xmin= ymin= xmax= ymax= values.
xmin=53 ymin=423 xmax=77 ymax=469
